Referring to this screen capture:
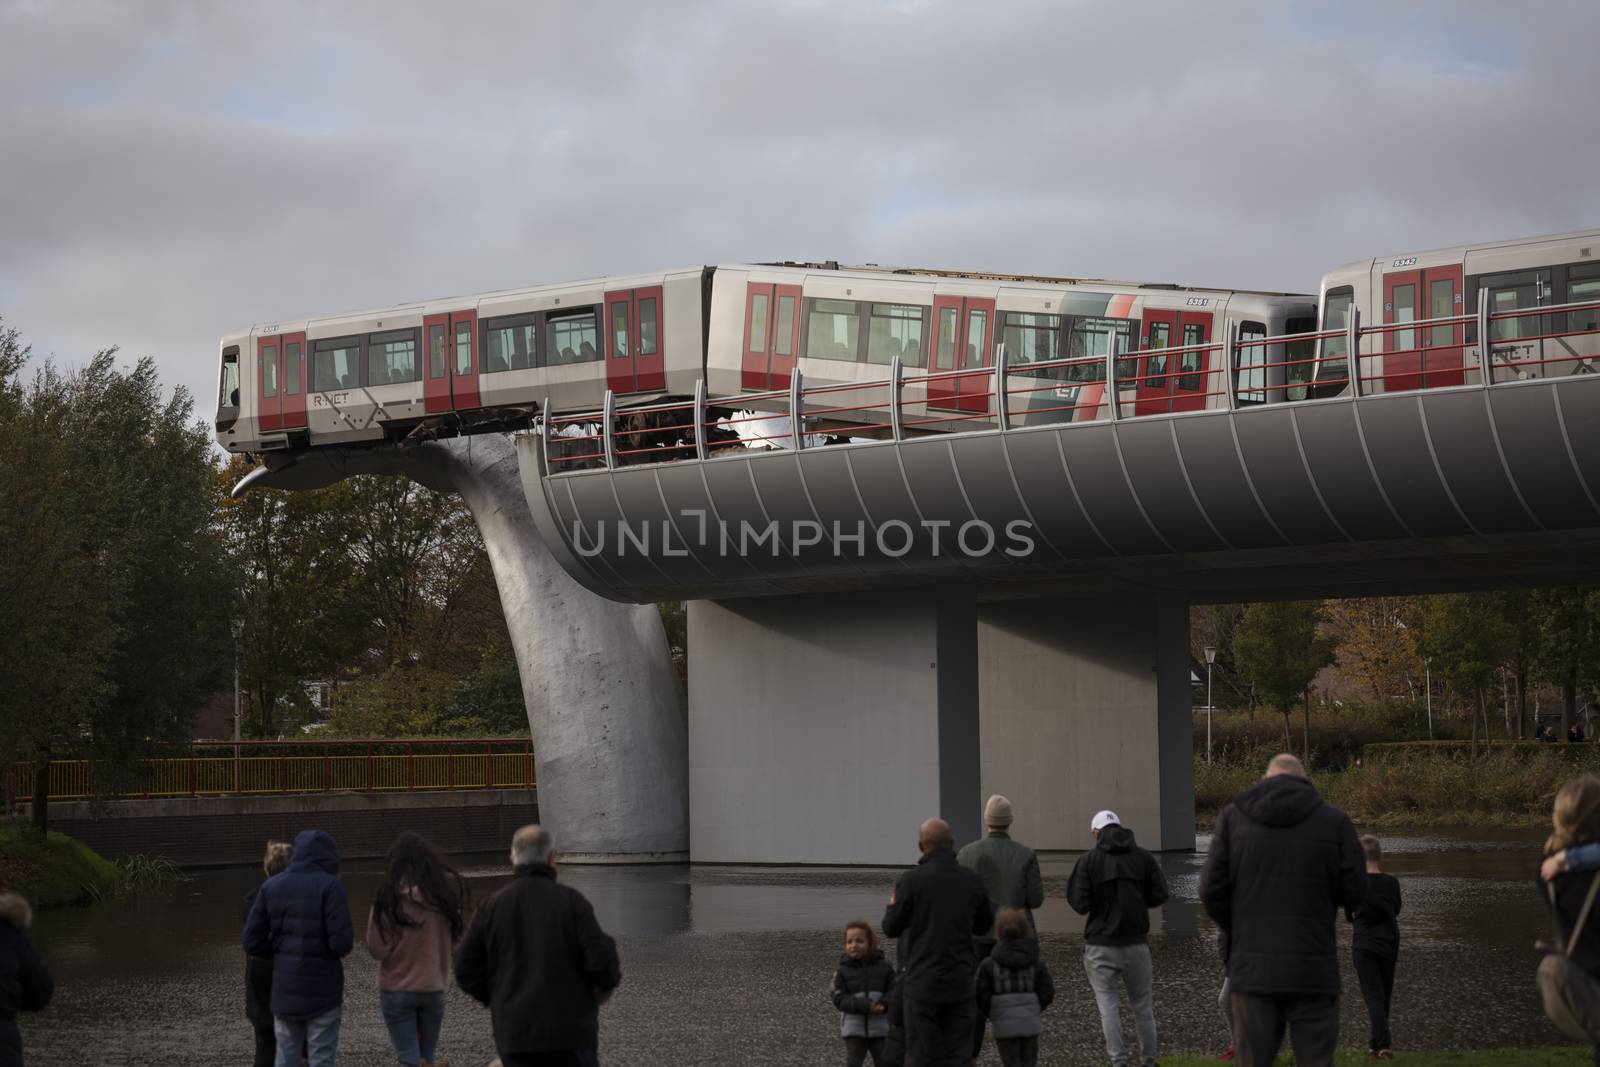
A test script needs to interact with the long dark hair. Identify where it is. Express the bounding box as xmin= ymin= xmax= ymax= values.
xmin=372 ymin=832 xmax=468 ymax=941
